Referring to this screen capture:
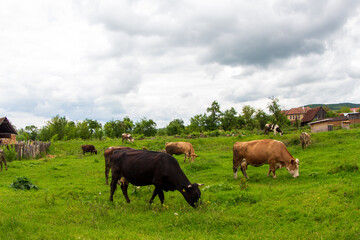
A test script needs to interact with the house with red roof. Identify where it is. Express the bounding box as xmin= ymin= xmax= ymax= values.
xmin=284 ymin=106 xmax=311 ymax=123
xmin=301 ymin=106 xmax=327 ymax=126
